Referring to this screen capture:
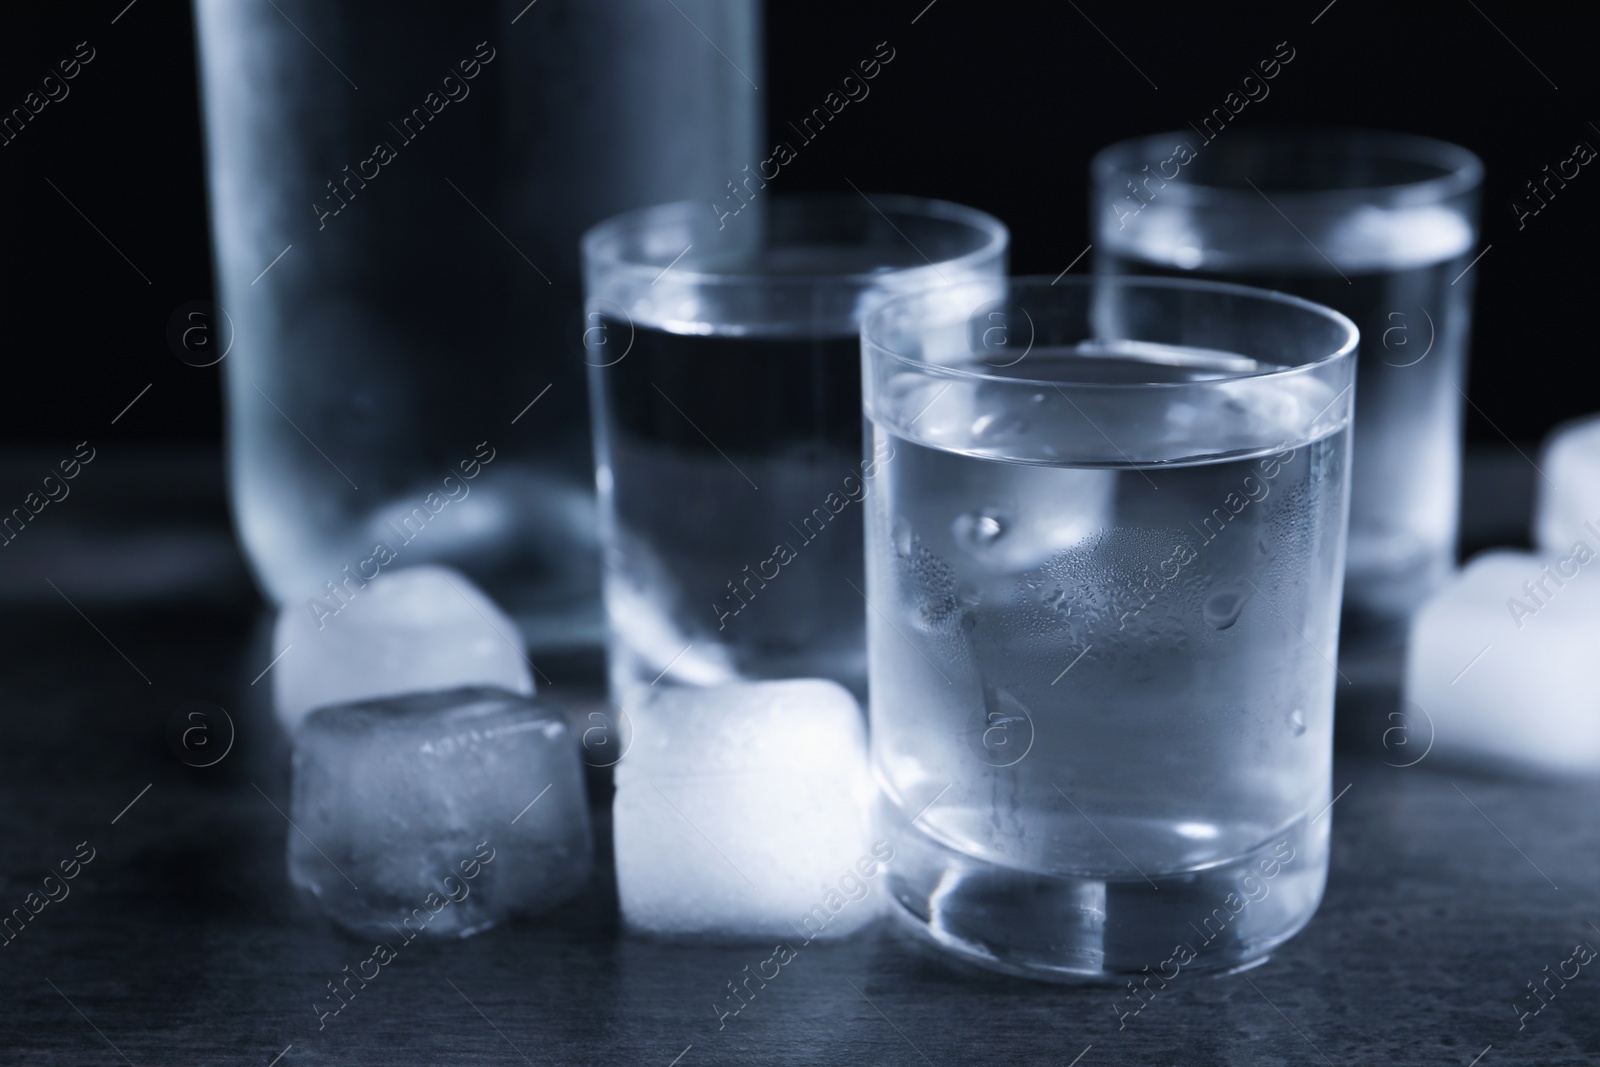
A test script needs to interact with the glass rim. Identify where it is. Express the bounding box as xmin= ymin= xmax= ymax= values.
xmin=1090 ymin=127 xmax=1484 ymax=209
xmin=580 ymin=192 xmax=1010 ymax=288
xmin=862 ymin=274 xmax=1360 ymax=391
